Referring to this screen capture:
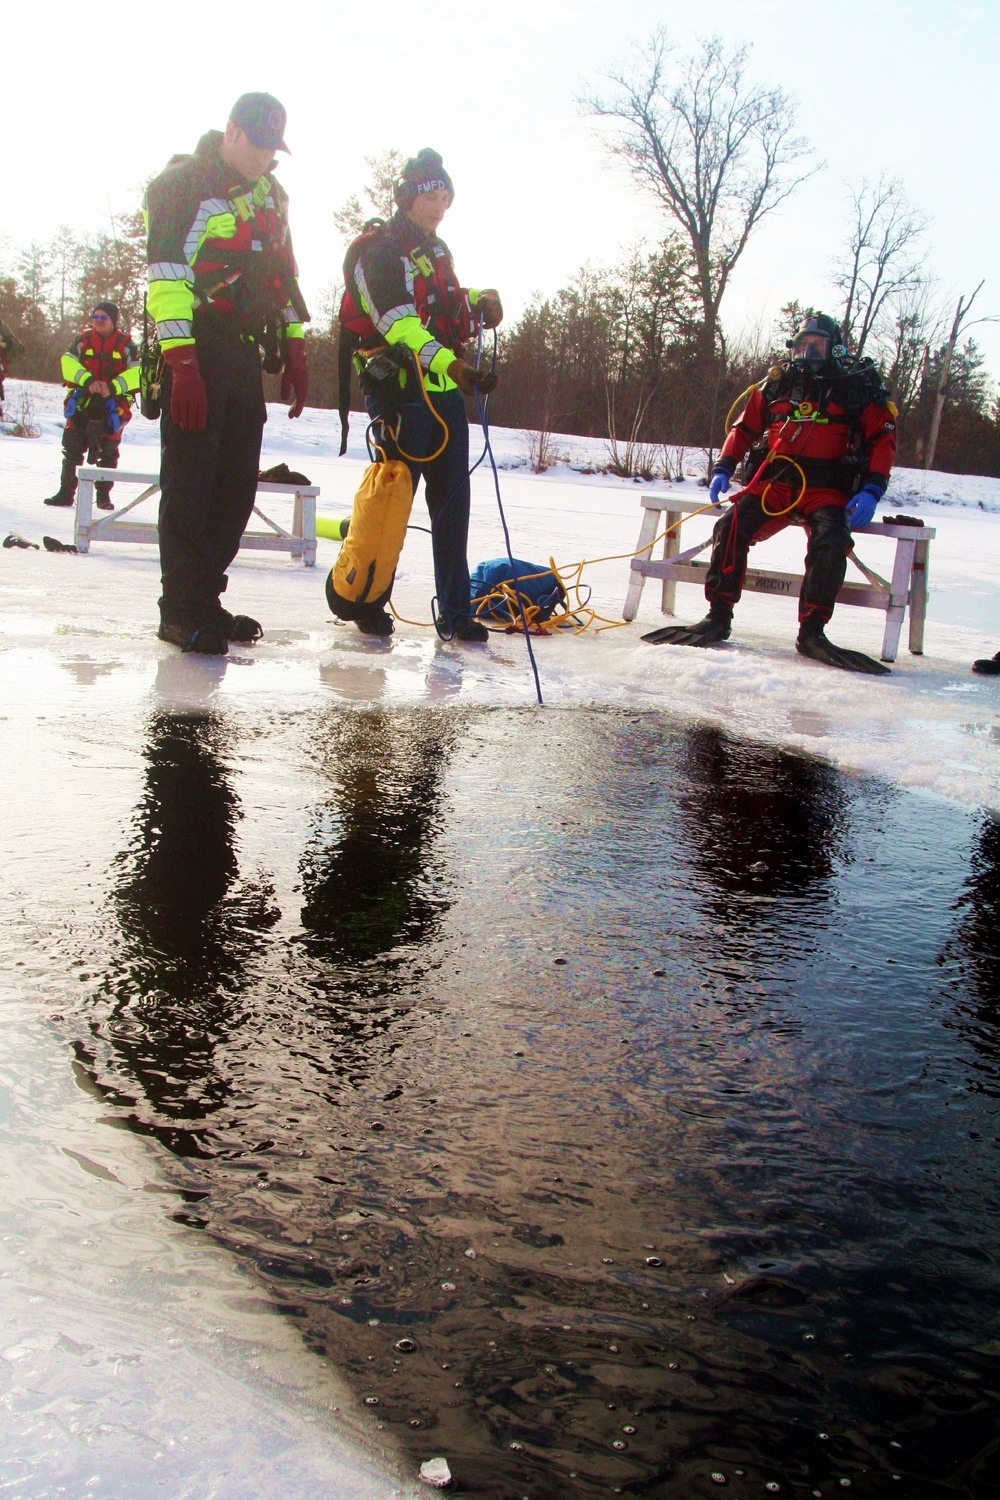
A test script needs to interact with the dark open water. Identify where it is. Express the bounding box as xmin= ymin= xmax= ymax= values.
xmin=5 ymin=704 xmax=999 ymax=1497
